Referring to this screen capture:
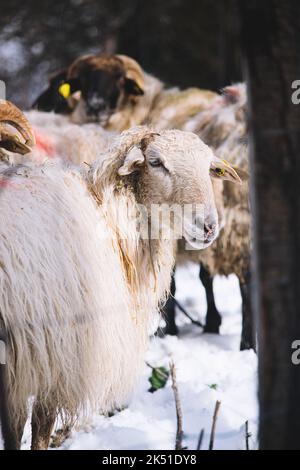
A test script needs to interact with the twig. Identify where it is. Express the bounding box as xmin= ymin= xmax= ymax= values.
xmin=173 ymin=298 xmax=204 ymax=328
xmin=146 ymin=361 xmax=154 ymax=369
xmin=245 ymin=420 xmax=251 ymax=450
xmin=209 ymin=400 xmax=221 ymax=450
xmin=197 ymin=428 xmax=205 ymax=450
xmin=170 ymin=360 xmax=184 ymax=450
